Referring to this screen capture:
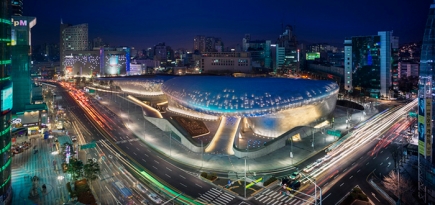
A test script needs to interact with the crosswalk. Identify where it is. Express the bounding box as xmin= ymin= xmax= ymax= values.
xmin=254 ymin=189 xmax=305 ymax=205
xmin=197 ymin=188 xmax=236 ymax=205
